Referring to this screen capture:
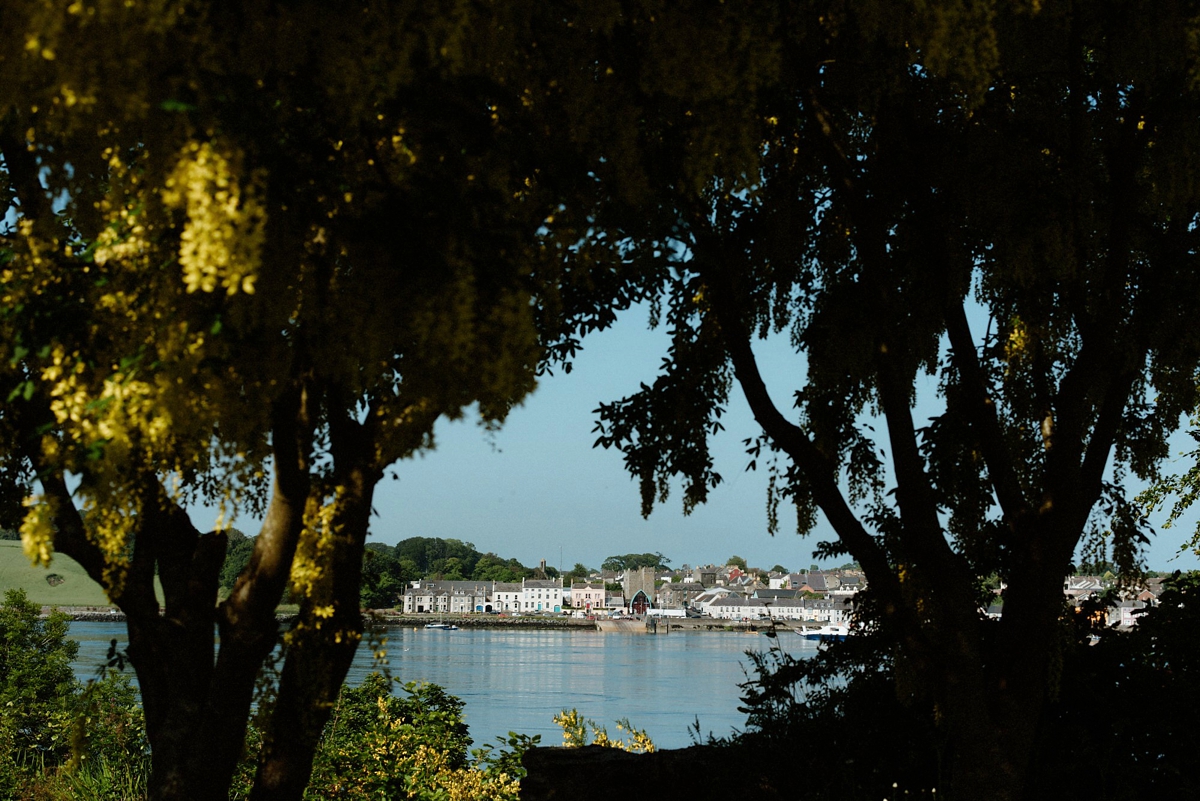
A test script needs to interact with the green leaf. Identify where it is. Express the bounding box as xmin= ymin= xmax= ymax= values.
xmin=159 ymin=99 xmax=196 ymax=113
